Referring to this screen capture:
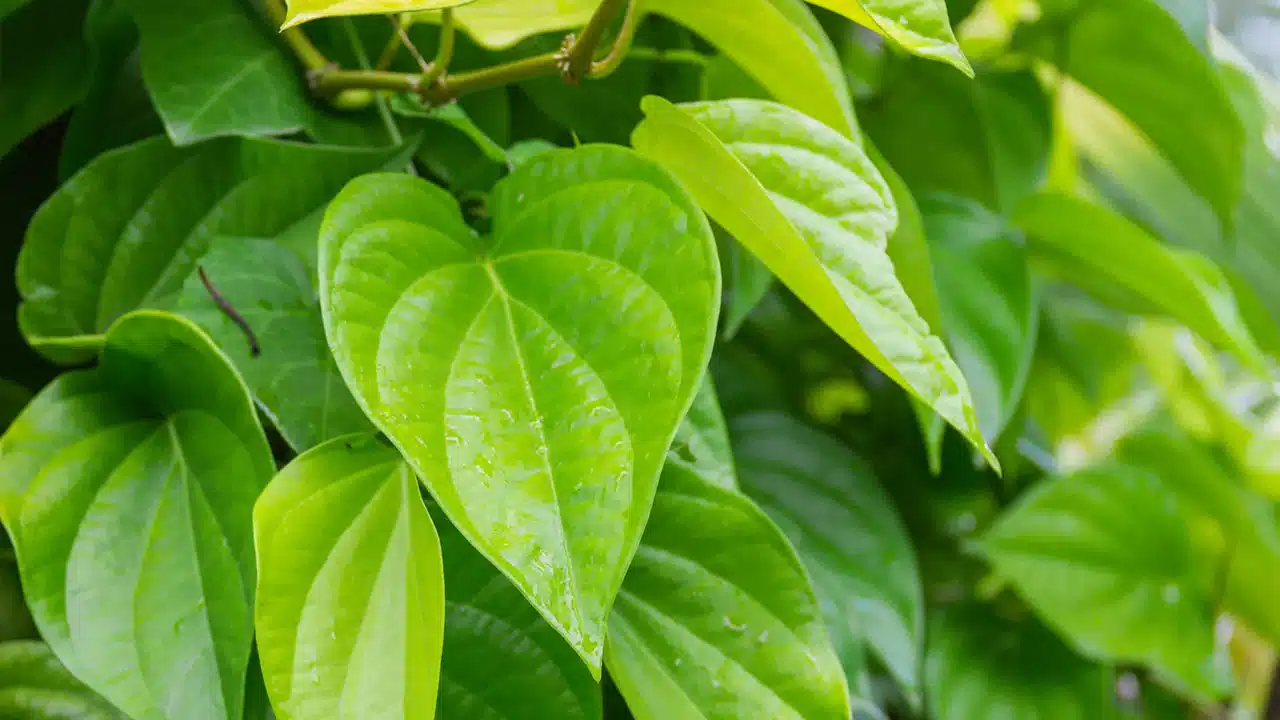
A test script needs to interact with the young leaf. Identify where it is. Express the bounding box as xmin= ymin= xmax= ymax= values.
xmin=732 ymin=412 xmax=923 ymax=705
xmin=1014 ymin=193 xmax=1264 ymax=372
xmin=255 ymin=434 xmax=445 ymax=720
xmin=121 ymin=0 xmax=311 ymax=144
xmin=605 ymin=462 xmax=851 ymax=720
xmin=805 ymin=0 xmax=970 ymax=75
xmin=925 ymin=606 xmax=1114 ymax=719
xmin=171 ymin=238 xmax=372 ymax=452
xmin=16 ymin=135 xmax=407 ymax=365
xmin=283 ymin=0 xmax=472 ymax=28
xmin=0 ymin=641 xmax=125 ymax=718
xmin=0 ymin=0 xmax=94 ymax=159
xmin=922 ymin=195 xmax=1039 ymax=444
xmin=318 ymin=146 xmax=720 ymax=675
xmin=415 ymin=0 xmax=596 ymax=50
xmin=632 ymin=97 xmax=996 ymax=469
xmin=0 ymin=311 xmax=274 ymax=720
xmin=982 ymin=463 xmax=1232 ymax=700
